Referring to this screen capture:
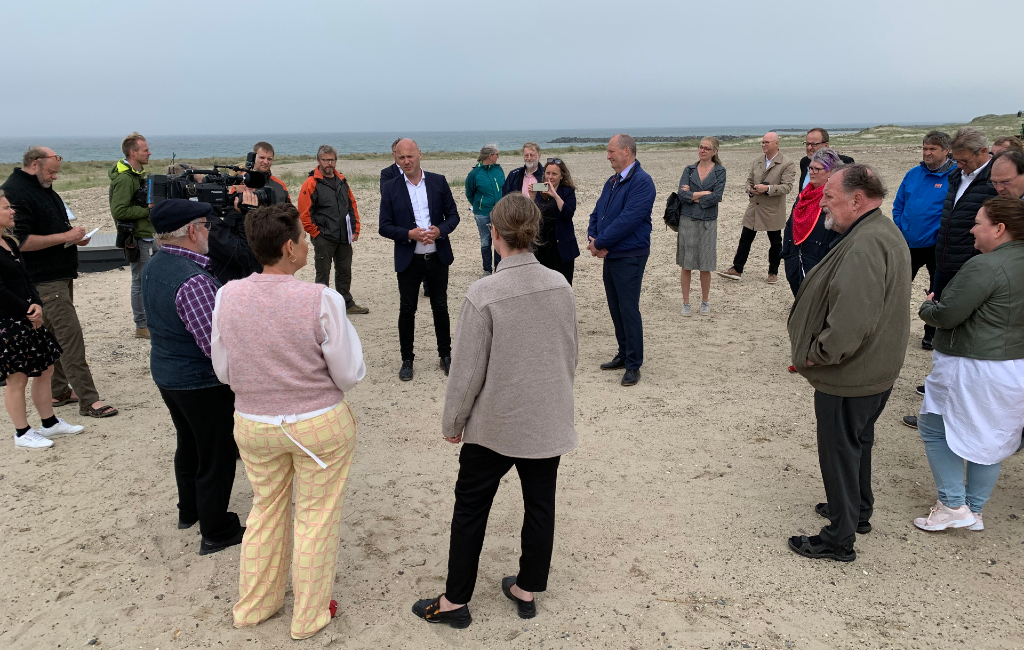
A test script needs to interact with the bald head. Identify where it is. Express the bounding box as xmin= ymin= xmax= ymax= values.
xmin=606 ymin=133 xmax=637 ymax=174
xmin=23 ymin=146 xmax=60 ymax=188
xmin=395 ymin=139 xmax=423 ymax=178
xmin=761 ymin=132 xmax=780 ymax=158
xmin=820 ymin=164 xmax=886 ymax=233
